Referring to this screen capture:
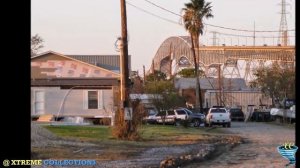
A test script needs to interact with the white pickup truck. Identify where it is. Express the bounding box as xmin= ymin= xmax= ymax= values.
xmin=205 ymin=107 xmax=231 ymax=127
